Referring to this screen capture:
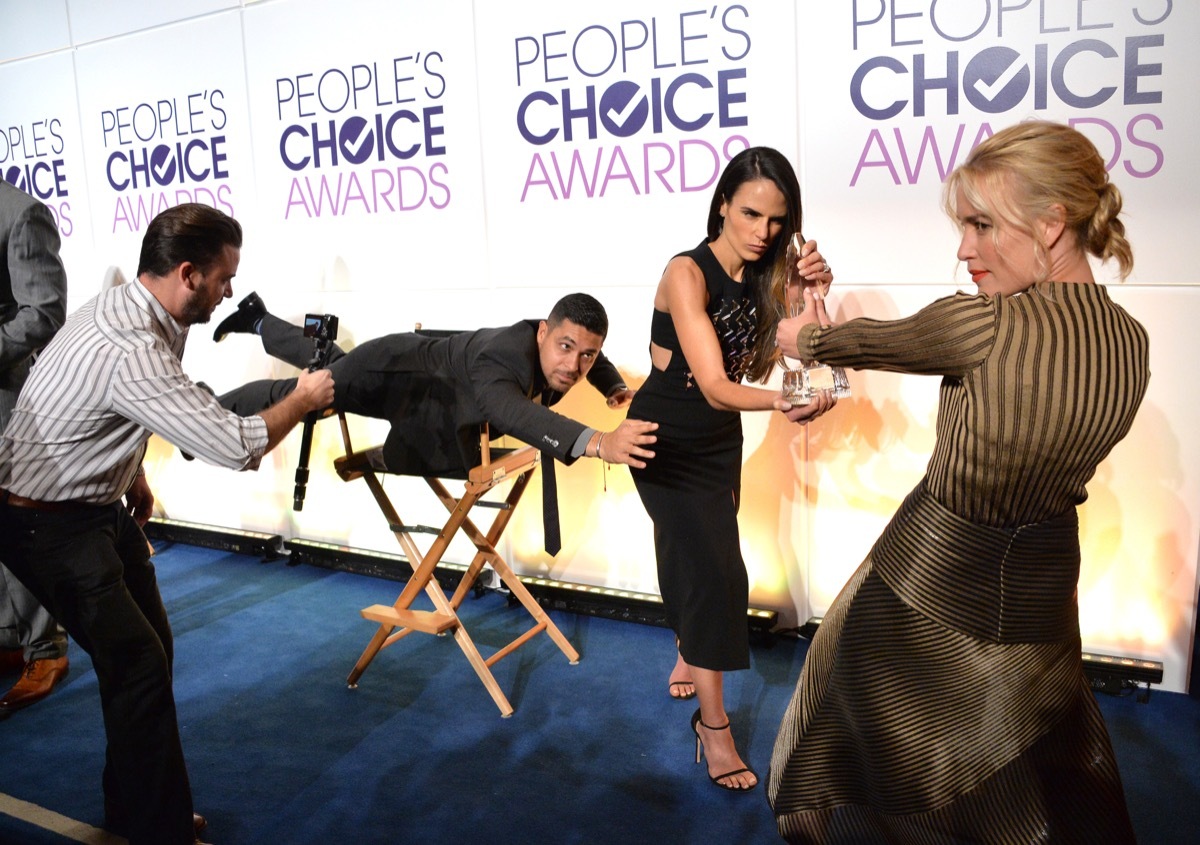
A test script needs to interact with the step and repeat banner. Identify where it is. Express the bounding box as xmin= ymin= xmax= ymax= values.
xmin=2 ymin=0 xmax=1197 ymax=691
